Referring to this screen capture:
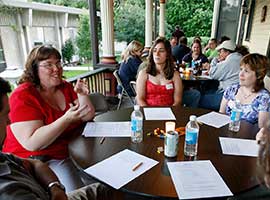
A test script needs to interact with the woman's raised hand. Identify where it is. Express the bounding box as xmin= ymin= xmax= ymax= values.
xmin=74 ymin=79 xmax=89 ymax=95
